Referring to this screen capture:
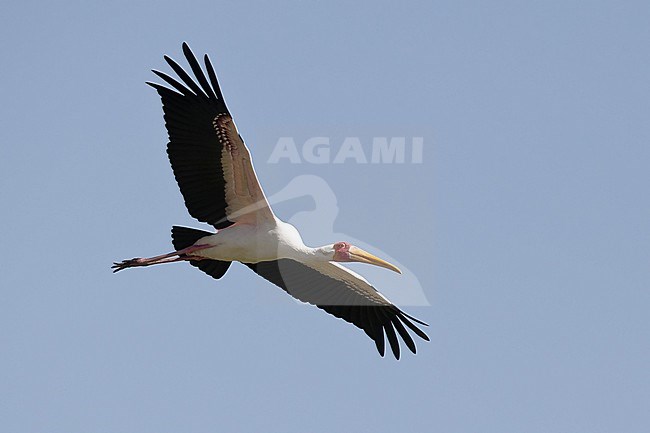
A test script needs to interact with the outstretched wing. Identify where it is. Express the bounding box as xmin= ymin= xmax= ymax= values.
xmin=245 ymin=259 xmax=429 ymax=359
xmin=147 ymin=43 xmax=274 ymax=229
